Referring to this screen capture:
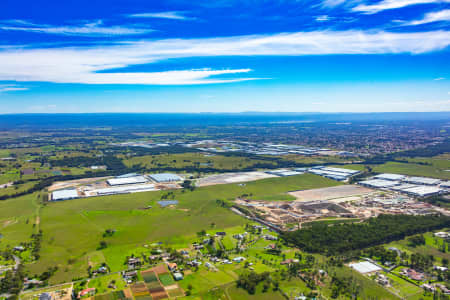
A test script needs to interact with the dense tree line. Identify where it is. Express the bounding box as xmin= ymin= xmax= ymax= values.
xmin=0 ymin=264 xmax=25 ymax=298
xmin=50 ymin=155 xmax=126 ymax=171
xmin=236 ymin=271 xmax=273 ymax=294
xmin=281 ymin=214 xmax=450 ymax=255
